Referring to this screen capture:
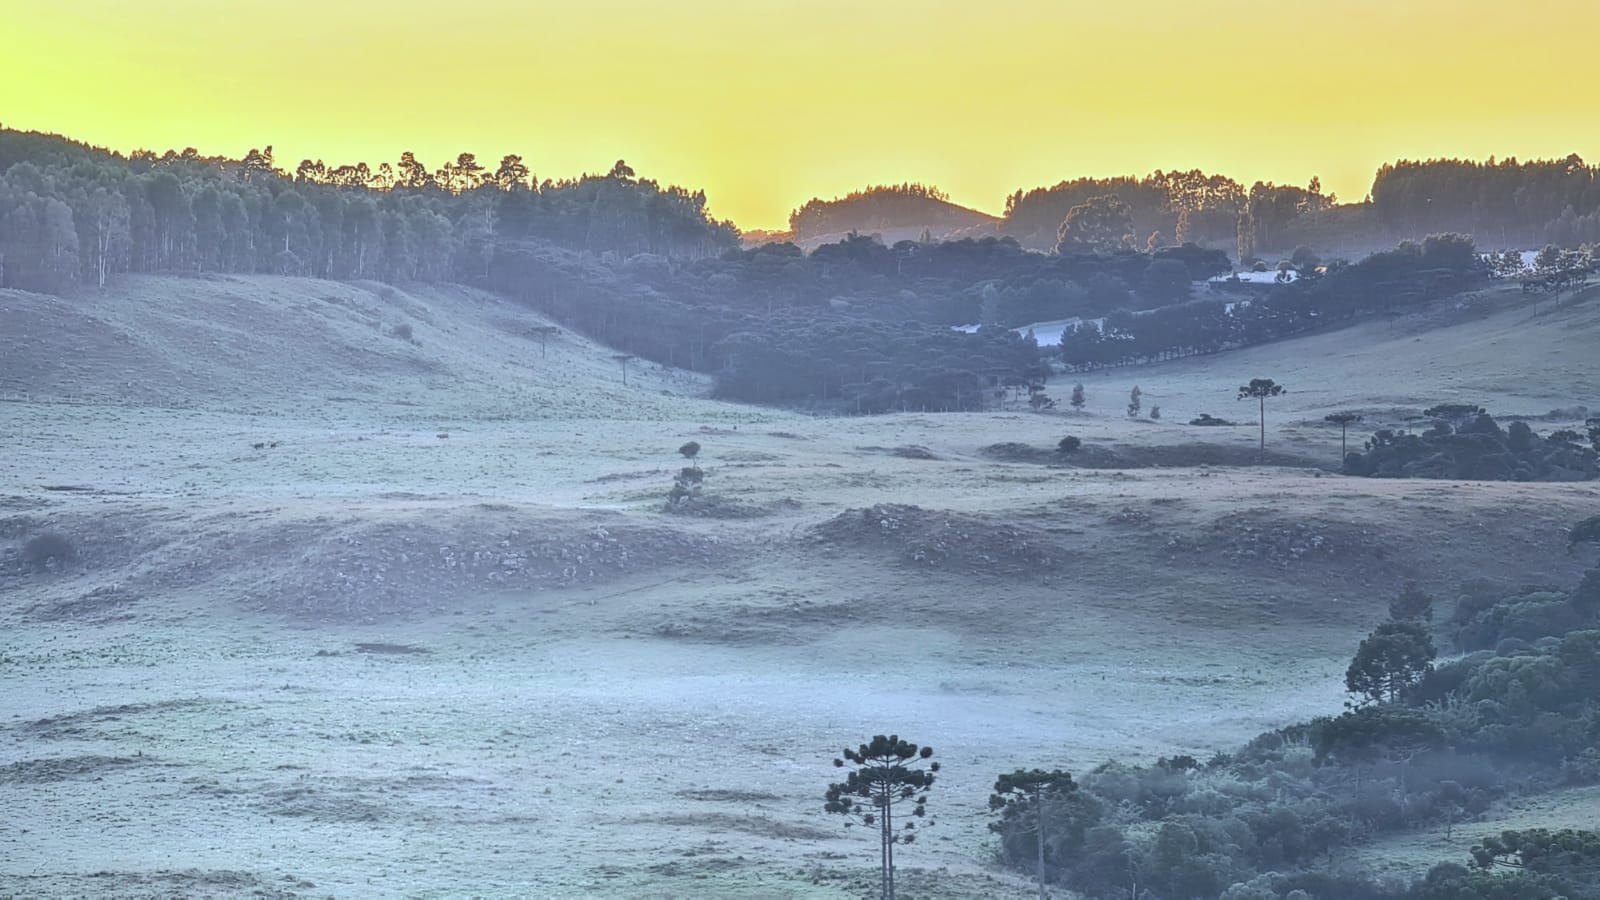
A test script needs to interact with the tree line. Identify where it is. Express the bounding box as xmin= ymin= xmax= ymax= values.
xmin=1056 ymin=233 xmax=1493 ymax=370
xmin=0 ymin=128 xmax=739 ymax=295
xmin=880 ymin=534 xmax=1600 ymax=900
